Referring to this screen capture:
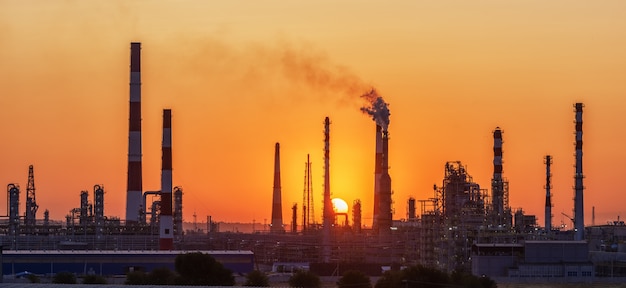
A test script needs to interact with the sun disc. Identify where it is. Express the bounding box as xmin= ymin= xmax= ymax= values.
xmin=331 ymin=198 xmax=349 ymax=213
